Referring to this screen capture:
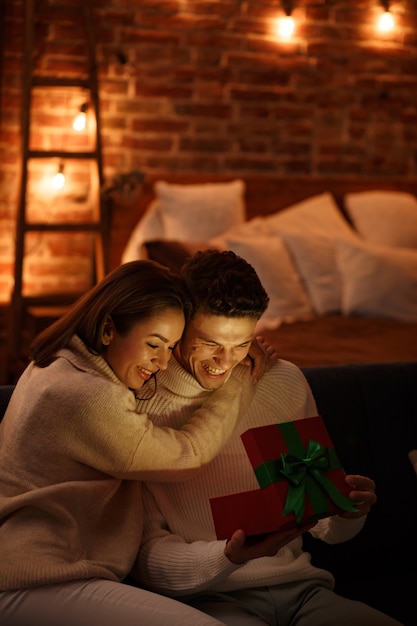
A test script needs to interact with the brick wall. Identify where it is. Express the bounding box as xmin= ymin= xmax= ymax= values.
xmin=1 ymin=0 xmax=417 ymax=303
